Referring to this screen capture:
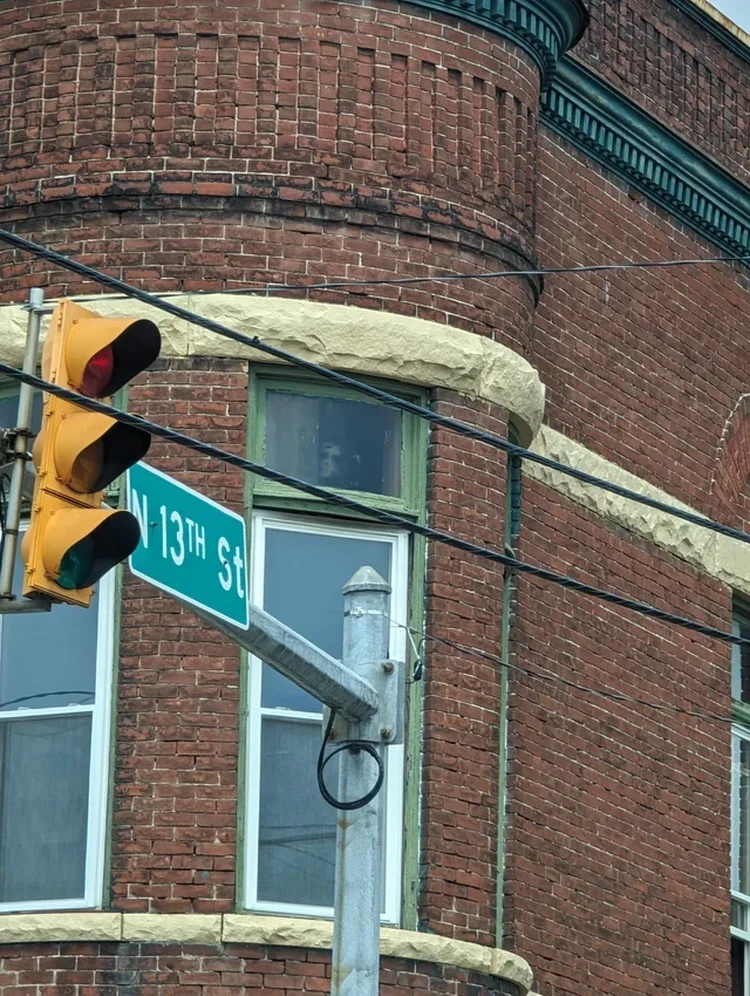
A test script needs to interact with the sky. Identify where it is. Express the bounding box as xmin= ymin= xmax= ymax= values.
xmin=708 ymin=0 xmax=750 ymax=33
